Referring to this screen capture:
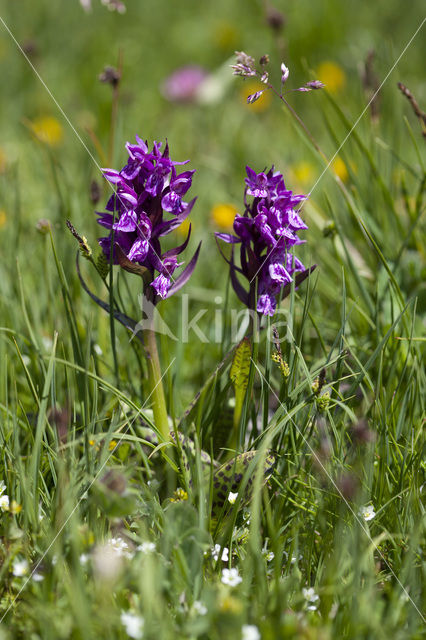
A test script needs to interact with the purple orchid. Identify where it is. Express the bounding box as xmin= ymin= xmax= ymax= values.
xmin=216 ymin=165 xmax=314 ymax=317
xmin=97 ymin=136 xmax=200 ymax=302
